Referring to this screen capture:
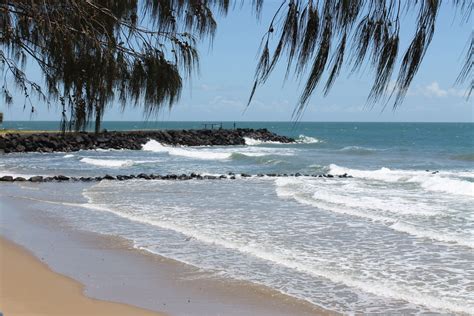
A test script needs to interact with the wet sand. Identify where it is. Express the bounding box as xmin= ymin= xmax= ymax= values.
xmin=0 ymin=187 xmax=335 ymax=316
xmin=0 ymin=237 xmax=163 ymax=316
